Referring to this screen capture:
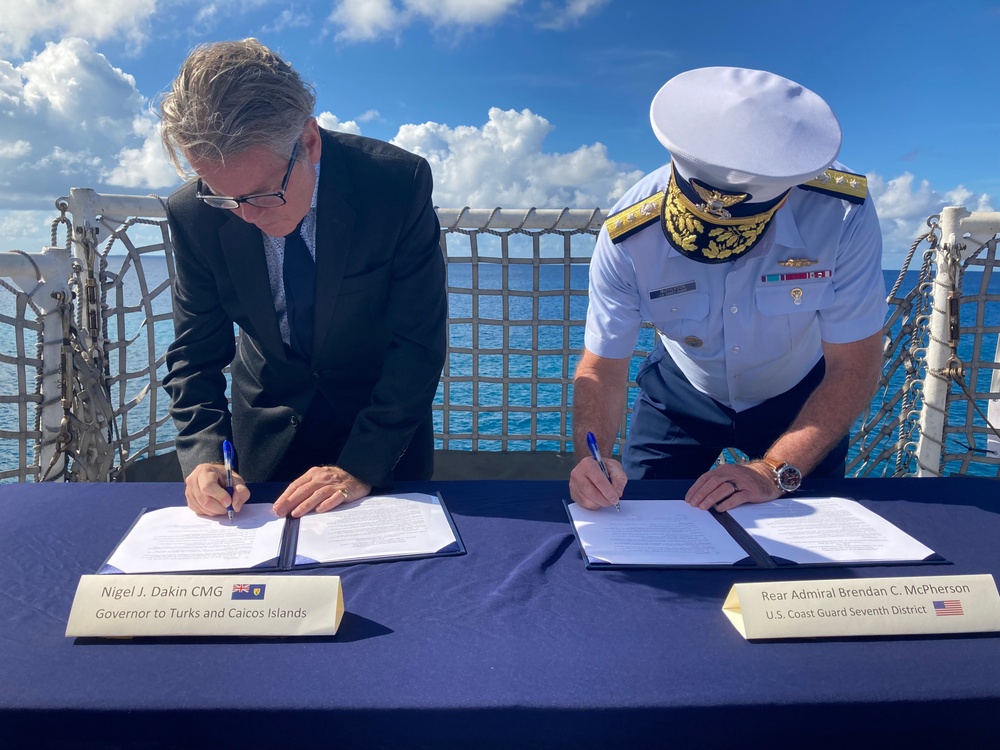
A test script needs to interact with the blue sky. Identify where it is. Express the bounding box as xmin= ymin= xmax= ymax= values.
xmin=2 ymin=0 xmax=999 ymax=267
